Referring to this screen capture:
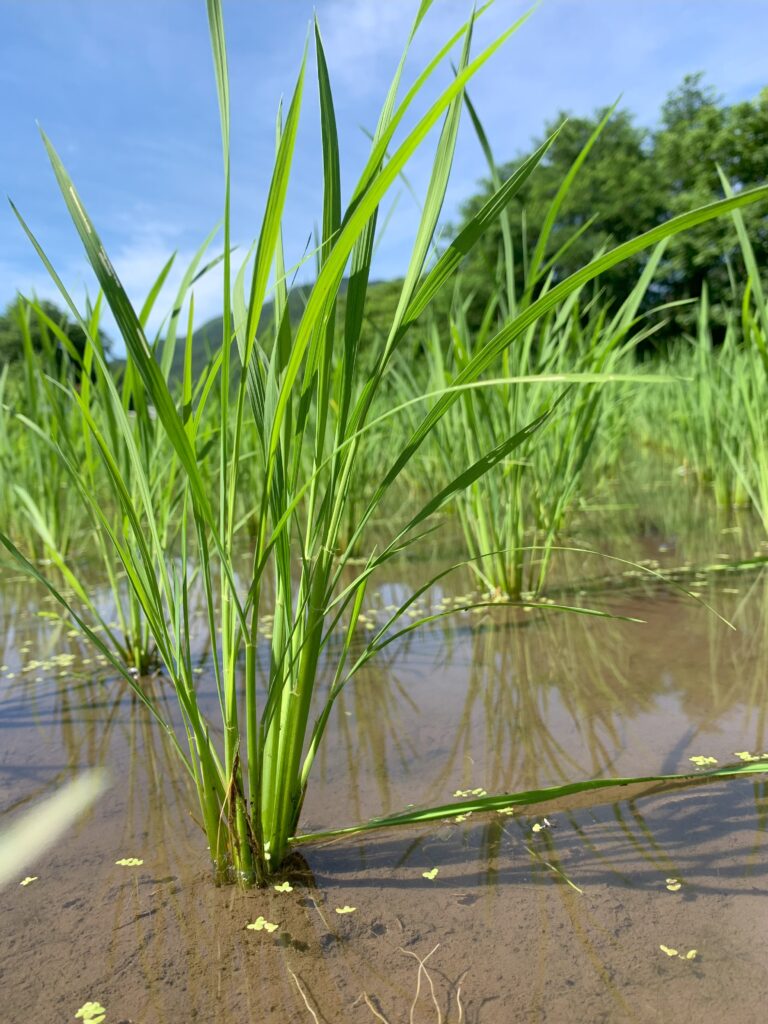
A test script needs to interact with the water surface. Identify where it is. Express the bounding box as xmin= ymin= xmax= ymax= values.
xmin=2 ymin=515 xmax=768 ymax=1023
